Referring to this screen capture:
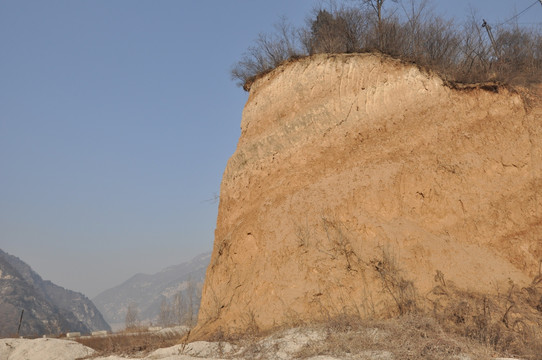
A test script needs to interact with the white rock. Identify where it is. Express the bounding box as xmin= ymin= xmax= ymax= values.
xmin=0 ymin=338 xmax=94 ymax=360
xmin=180 ymin=340 xmax=233 ymax=358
